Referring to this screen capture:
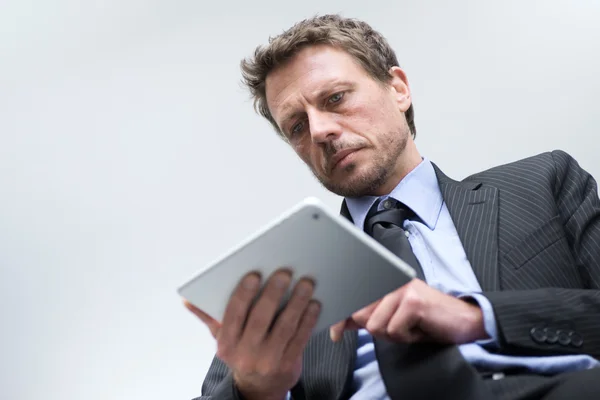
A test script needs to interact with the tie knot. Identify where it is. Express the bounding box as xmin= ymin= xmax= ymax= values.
xmin=364 ymin=197 xmax=413 ymax=236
